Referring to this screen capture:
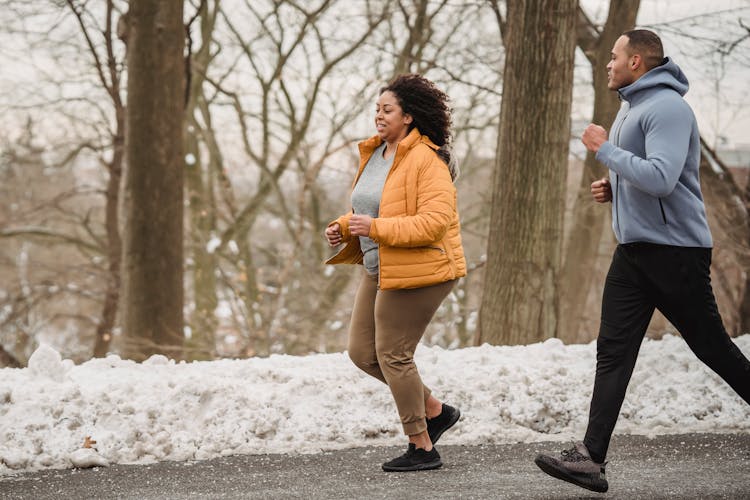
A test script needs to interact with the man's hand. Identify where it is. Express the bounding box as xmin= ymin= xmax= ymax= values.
xmin=325 ymin=223 xmax=342 ymax=246
xmin=591 ymin=178 xmax=612 ymax=203
xmin=582 ymin=124 xmax=608 ymax=153
xmin=349 ymin=214 xmax=373 ymax=237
